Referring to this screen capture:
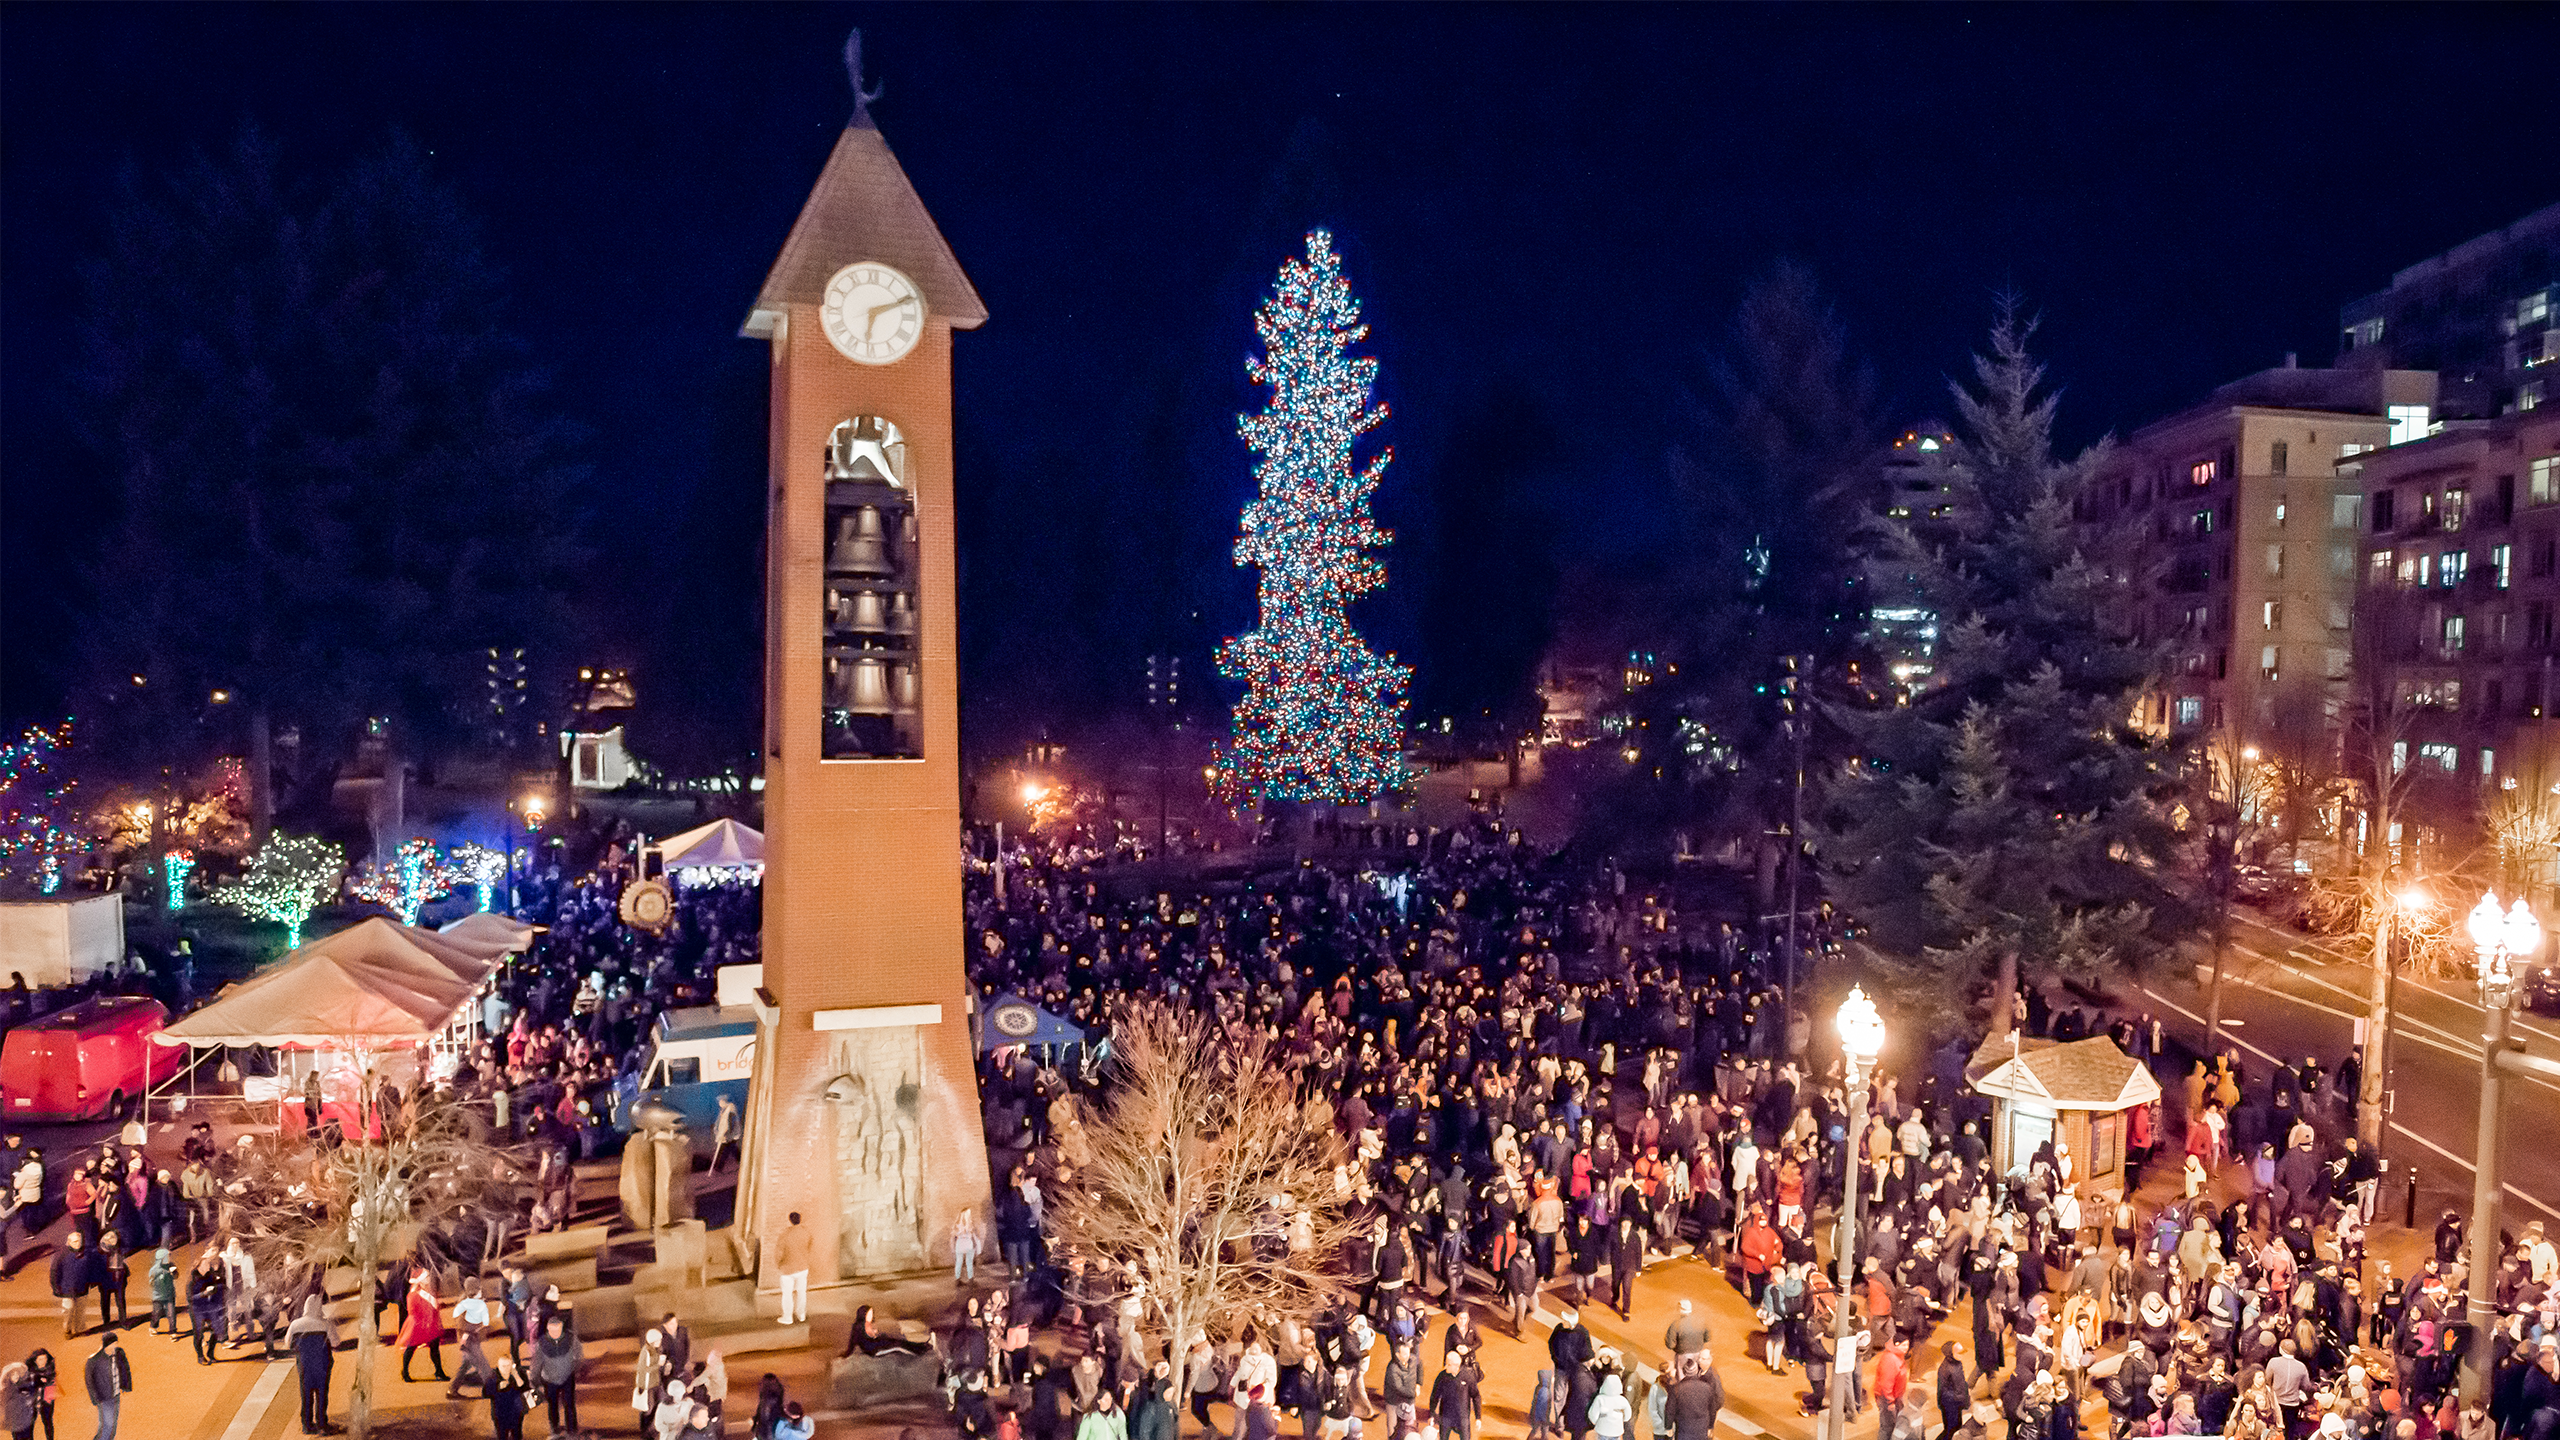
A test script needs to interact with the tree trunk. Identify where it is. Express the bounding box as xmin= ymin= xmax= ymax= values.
xmin=248 ymin=705 xmax=275 ymax=844
xmin=1987 ymin=951 xmax=2019 ymax=1036
xmin=2357 ymin=905 xmax=2392 ymax=1149
xmin=2357 ymin=787 xmax=2395 ymax=1150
